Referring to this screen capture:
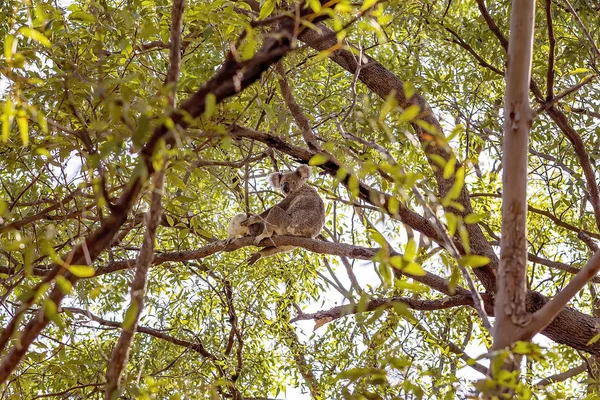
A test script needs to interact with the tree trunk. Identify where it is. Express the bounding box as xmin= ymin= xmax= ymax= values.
xmin=493 ymin=0 xmax=535 ymax=353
